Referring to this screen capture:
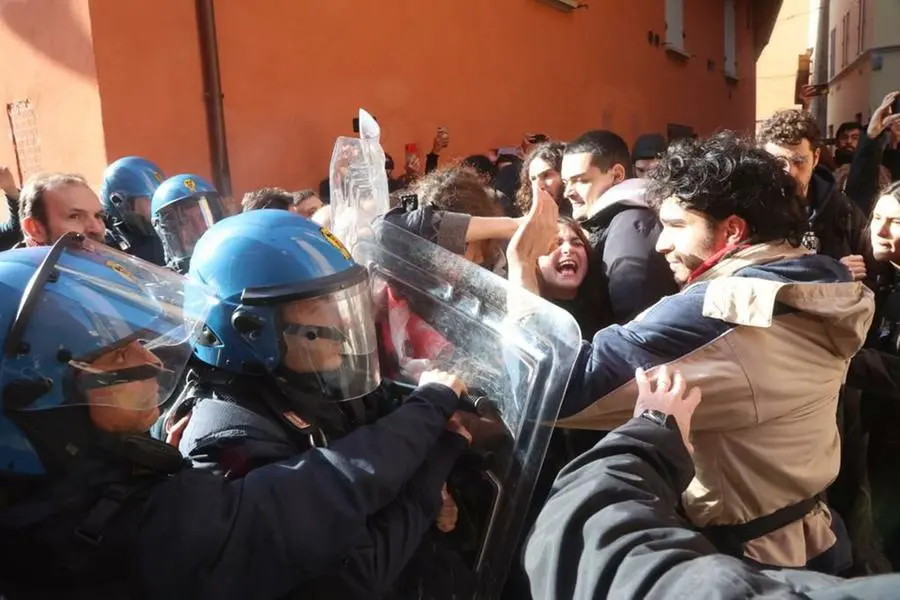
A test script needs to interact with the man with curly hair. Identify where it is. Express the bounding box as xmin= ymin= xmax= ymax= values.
xmin=512 ymin=131 xmax=875 ymax=574
xmin=758 ymin=109 xmax=870 ymax=280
